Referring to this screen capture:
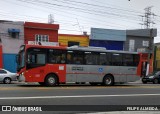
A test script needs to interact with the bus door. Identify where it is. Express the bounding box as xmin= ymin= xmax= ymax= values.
xmin=26 ymin=48 xmax=46 ymax=82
